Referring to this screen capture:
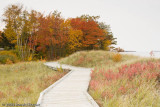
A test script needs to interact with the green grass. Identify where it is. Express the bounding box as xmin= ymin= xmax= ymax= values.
xmin=0 ymin=61 xmax=67 ymax=106
xmin=59 ymin=50 xmax=139 ymax=68
xmin=59 ymin=50 xmax=160 ymax=107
